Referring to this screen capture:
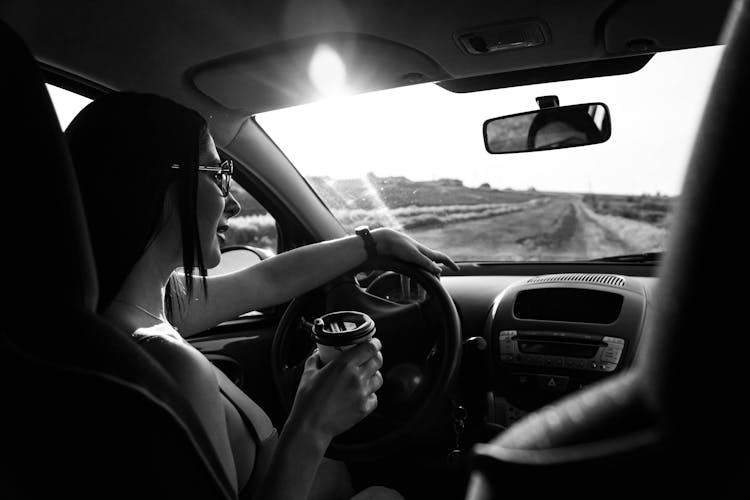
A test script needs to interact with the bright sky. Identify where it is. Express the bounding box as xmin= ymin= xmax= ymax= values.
xmin=47 ymin=84 xmax=92 ymax=129
xmin=257 ymin=45 xmax=724 ymax=196
xmin=46 ymin=45 xmax=724 ymax=197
